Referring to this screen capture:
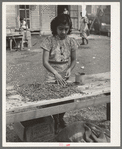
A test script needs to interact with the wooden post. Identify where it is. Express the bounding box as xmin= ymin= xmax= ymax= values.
xmin=26 ymin=30 xmax=31 ymax=48
xmin=10 ymin=38 xmax=13 ymax=51
xmin=106 ymin=103 xmax=110 ymax=120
